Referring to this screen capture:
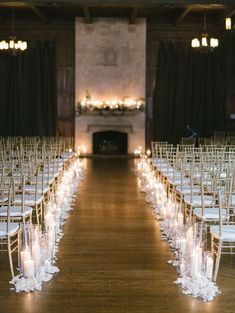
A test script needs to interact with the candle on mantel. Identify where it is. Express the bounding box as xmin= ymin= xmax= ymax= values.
xmin=23 ymin=259 xmax=35 ymax=278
